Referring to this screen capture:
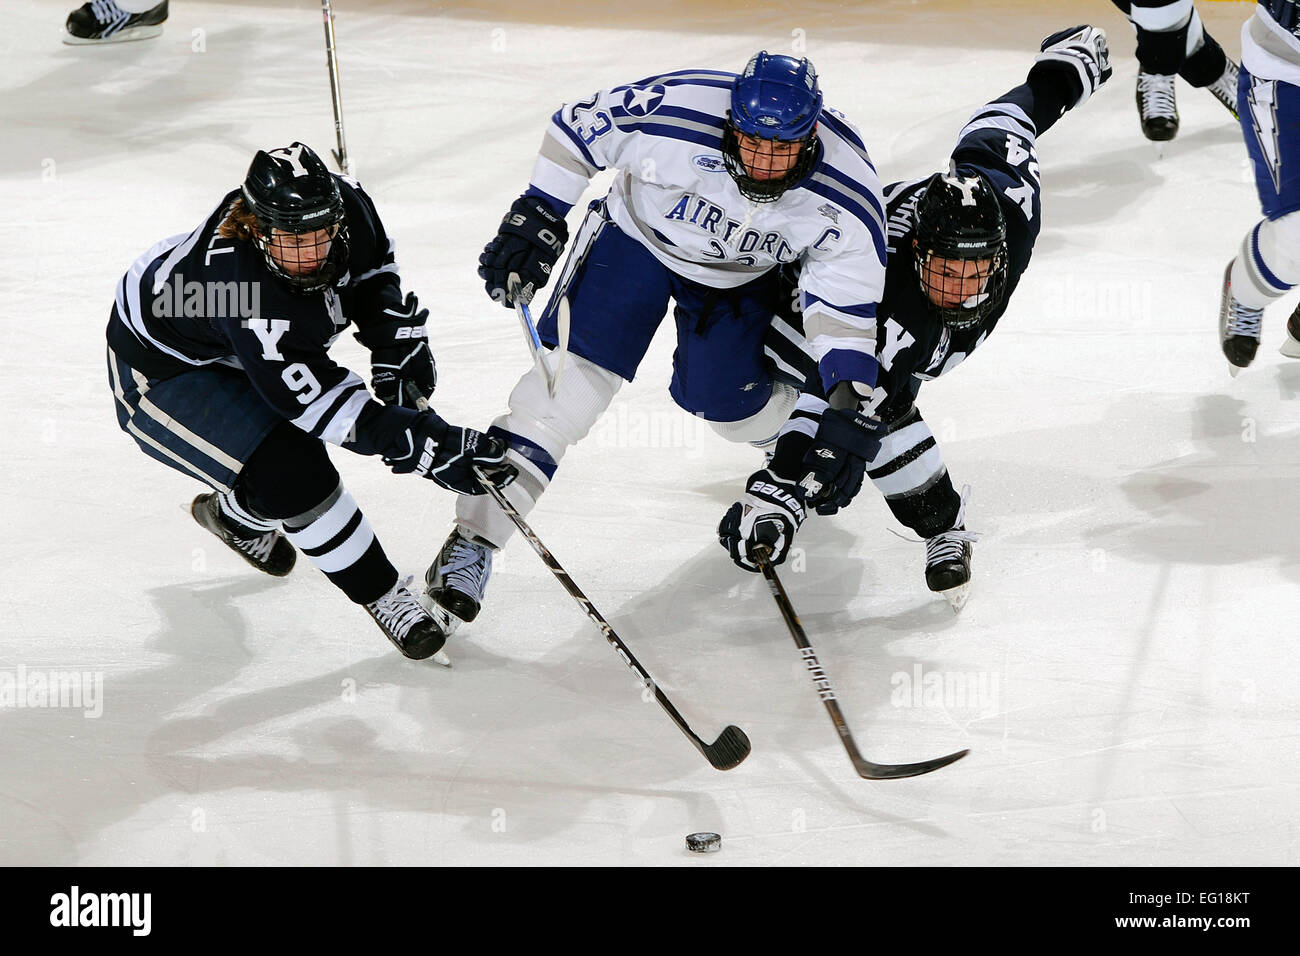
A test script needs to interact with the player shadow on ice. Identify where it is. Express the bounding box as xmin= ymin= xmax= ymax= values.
xmin=0 ymin=570 xmax=733 ymax=862
xmin=1087 ymin=392 xmax=1300 ymax=583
